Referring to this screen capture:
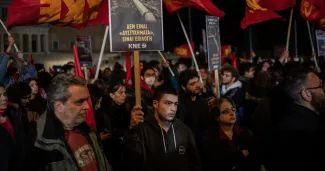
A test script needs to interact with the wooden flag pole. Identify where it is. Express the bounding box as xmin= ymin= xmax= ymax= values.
xmin=306 ymin=21 xmax=320 ymax=70
xmin=214 ymin=70 xmax=220 ymax=98
xmin=95 ymin=26 xmax=109 ymax=80
xmin=158 ymin=51 xmax=175 ymax=77
xmin=177 ymin=12 xmax=203 ymax=85
xmin=0 ymin=19 xmax=19 ymax=52
xmin=285 ymin=8 xmax=294 ymax=63
xmin=133 ymin=51 xmax=142 ymax=107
